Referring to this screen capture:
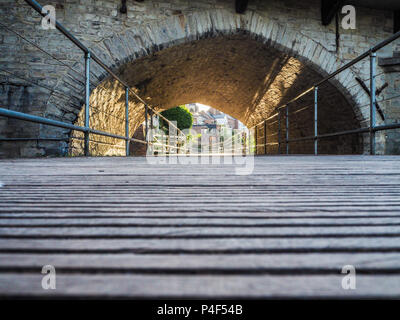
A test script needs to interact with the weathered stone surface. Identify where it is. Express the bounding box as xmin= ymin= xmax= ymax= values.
xmin=130 ymin=124 xmax=147 ymax=156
